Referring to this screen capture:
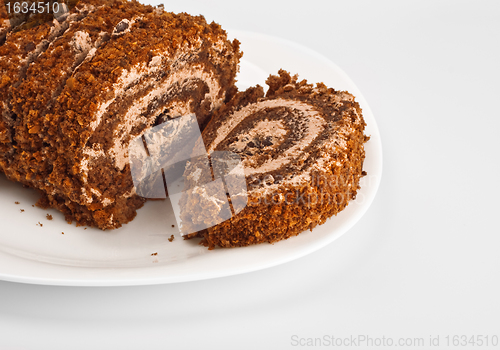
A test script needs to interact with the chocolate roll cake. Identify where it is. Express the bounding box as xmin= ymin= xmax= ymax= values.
xmin=183 ymin=70 xmax=368 ymax=248
xmin=0 ymin=0 xmax=241 ymax=229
